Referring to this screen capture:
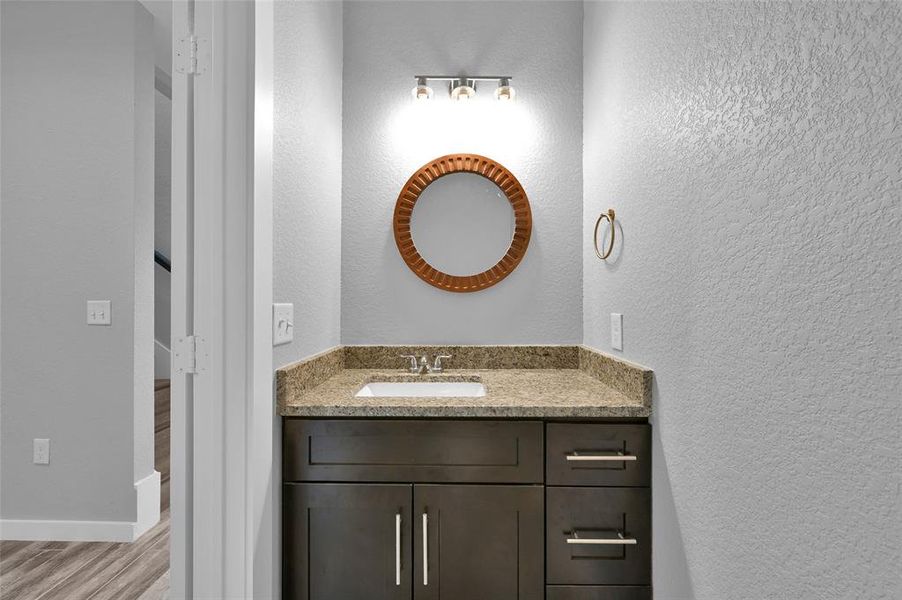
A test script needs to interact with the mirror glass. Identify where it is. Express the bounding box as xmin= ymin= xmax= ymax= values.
xmin=409 ymin=173 xmax=515 ymax=276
